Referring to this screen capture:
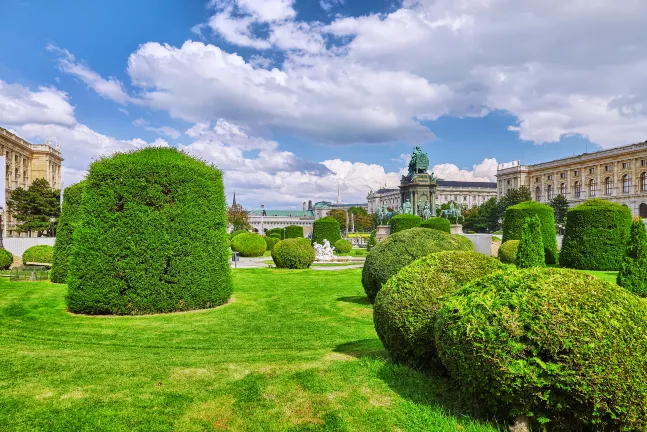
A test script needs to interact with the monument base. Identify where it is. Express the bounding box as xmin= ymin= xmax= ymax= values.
xmin=450 ymin=224 xmax=463 ymax=235
xmin=376 ymin=225 xmax=391 ymax=242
